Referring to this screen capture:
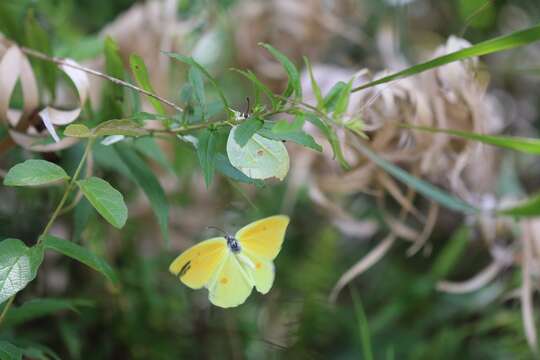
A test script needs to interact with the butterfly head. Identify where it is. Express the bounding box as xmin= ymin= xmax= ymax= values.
xmin=226 ymin=235 xmax=242 ymax=253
